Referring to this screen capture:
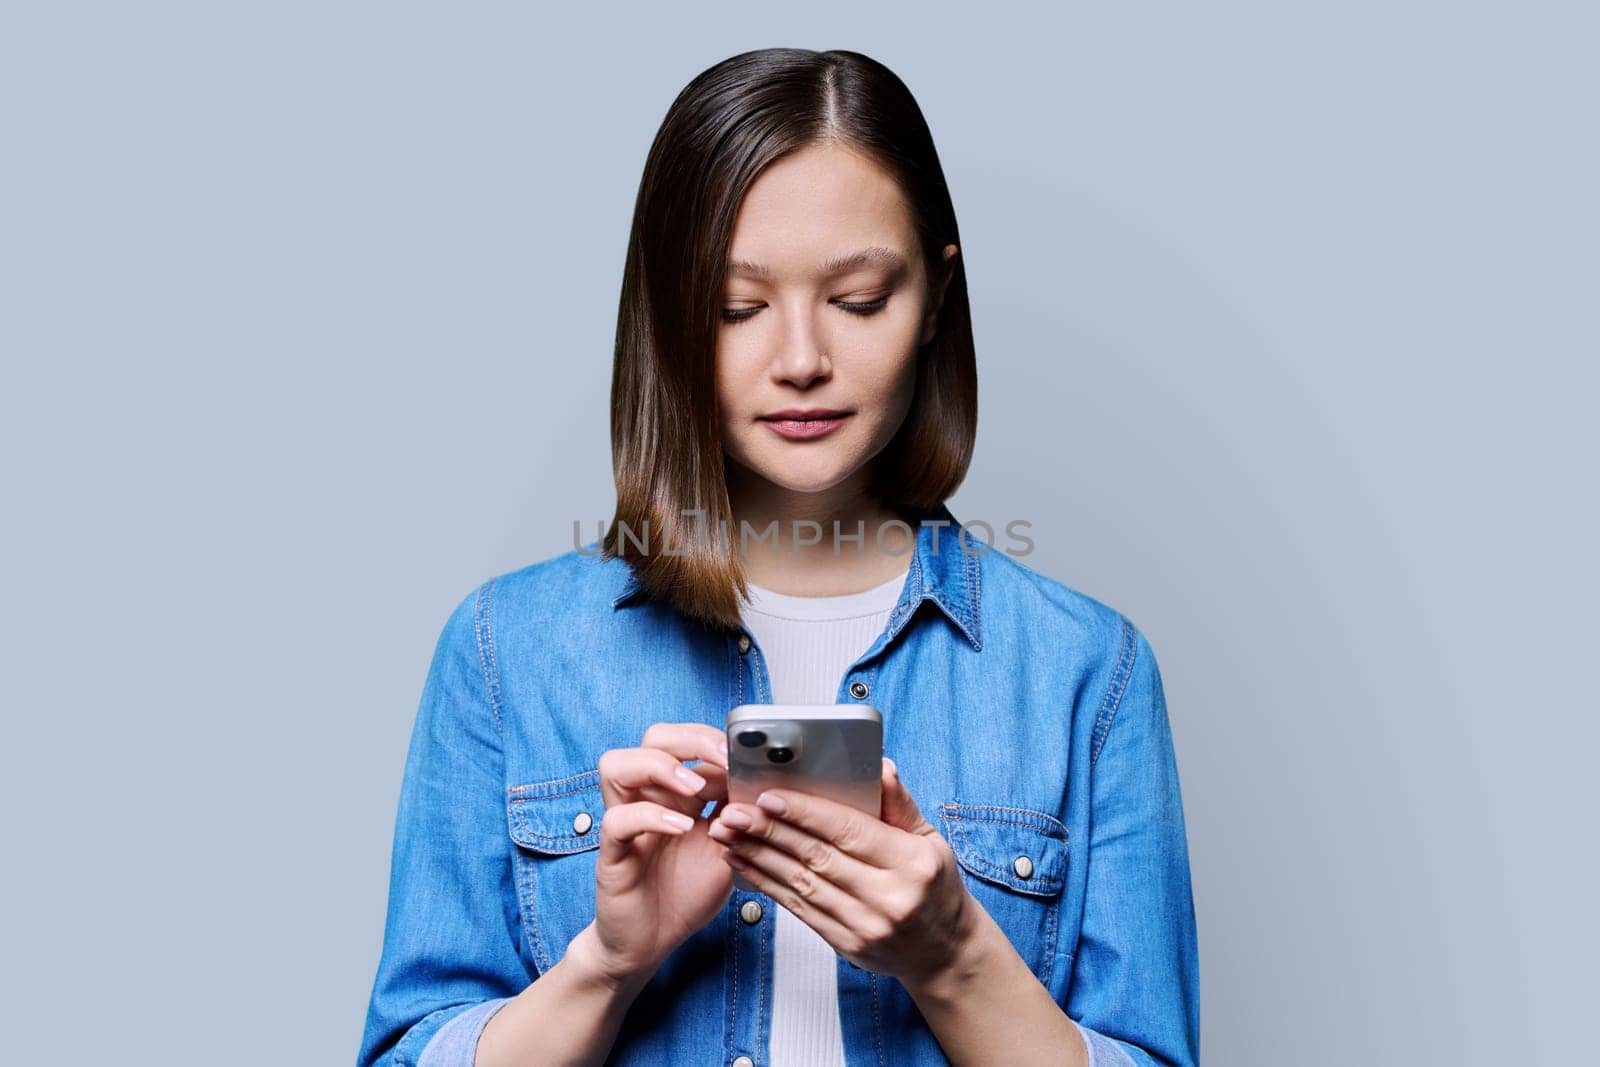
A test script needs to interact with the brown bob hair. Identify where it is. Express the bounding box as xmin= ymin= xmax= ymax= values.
xmin=599 ymin=48 xmax=978 ymax=632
